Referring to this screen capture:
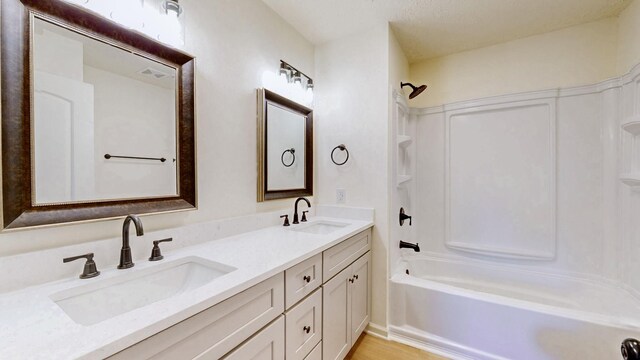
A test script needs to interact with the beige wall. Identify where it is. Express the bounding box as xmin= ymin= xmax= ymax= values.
xmin=315 ymin=24 xmax=391 ymax=328
xmin=618 ymin=0 xmax=640 ymax=74
xmin=409 ymin=18 xmax=619 ymax=107
xmin=0 ymin=0 xmax=314 ymax=256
